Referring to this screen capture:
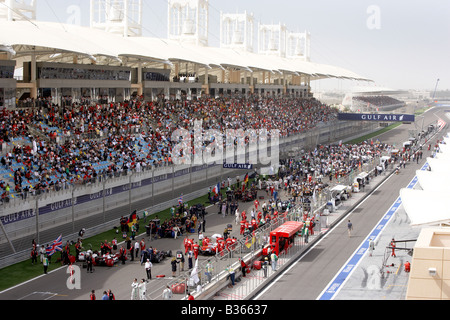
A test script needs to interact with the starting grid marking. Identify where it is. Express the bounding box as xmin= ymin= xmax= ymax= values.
xmin=19 ymin=291 xmax=62 ymax=300
xmin=217 ymin=291 xmax=245 ymax=300
xmin=317 ymin=162 xmax=429 ymax=300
